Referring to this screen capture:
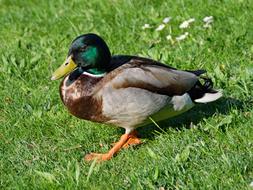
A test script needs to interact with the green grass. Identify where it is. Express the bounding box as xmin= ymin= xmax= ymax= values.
xmin=1 ymin=0 xmax=253 ymax=189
